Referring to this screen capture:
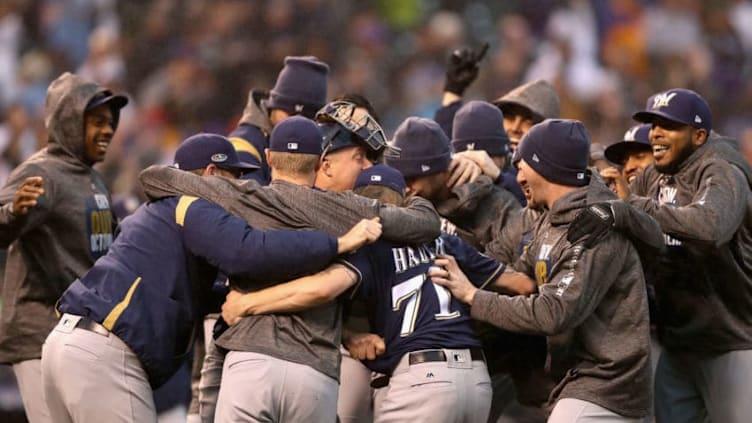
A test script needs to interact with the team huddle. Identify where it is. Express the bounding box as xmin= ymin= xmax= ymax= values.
xmin=1 ymin=48 xmax=751 ymax=423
